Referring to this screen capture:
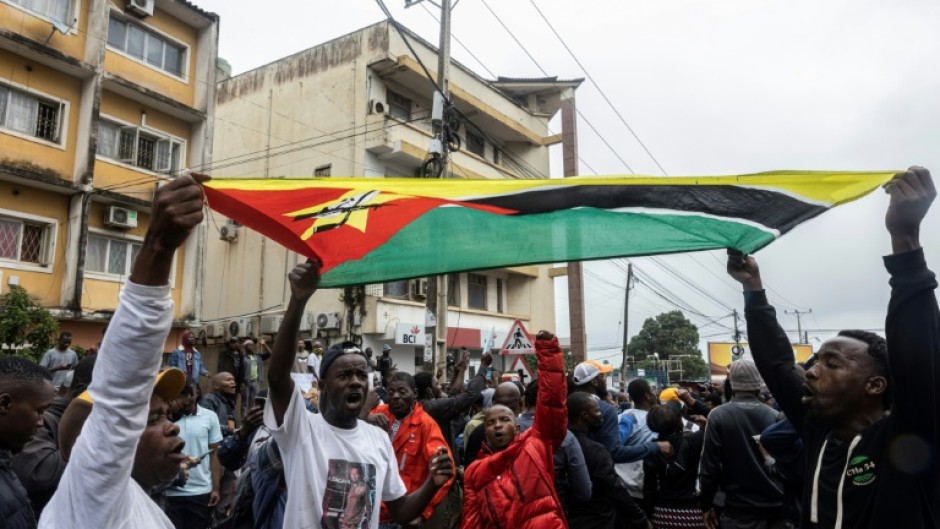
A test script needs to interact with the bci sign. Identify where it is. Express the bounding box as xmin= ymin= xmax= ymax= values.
xmin=395 ymin=323 xmax=426 ymax=345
